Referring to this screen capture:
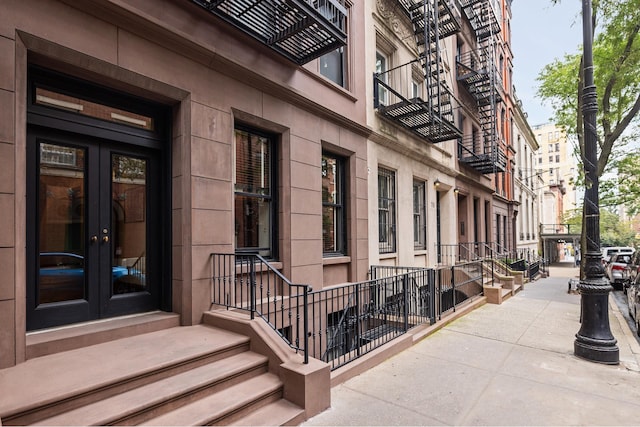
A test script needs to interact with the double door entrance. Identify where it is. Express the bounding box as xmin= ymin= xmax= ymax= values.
xmin=27 ymin=68 xmax=169 ymax=330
